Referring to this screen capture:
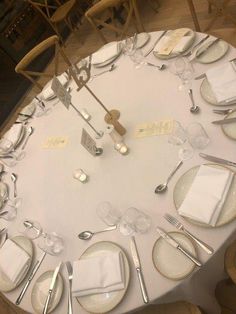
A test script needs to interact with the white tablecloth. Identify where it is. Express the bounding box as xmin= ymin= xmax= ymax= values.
xmin=3 ymin=31 xmax=236 ymax=314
